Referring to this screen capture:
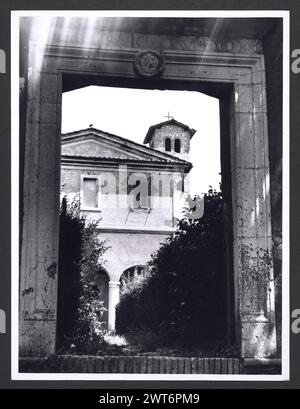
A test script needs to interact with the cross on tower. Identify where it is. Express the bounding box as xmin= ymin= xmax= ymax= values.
xmin=163 ymin=112 xmax=174 ymax=121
